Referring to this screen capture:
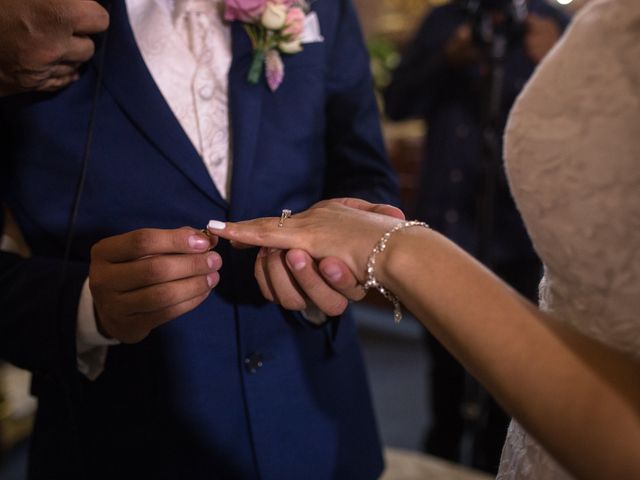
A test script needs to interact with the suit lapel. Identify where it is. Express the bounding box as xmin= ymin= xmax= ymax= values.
xmin=94 ymin=0 xmax=227 ymax=208
xmin=228 ymin=22 xmax=265 ymax=220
